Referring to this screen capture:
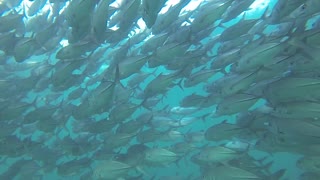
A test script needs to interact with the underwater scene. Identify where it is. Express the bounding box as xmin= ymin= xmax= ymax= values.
xmin=1 ymin=0 xmax=320 ymax=179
